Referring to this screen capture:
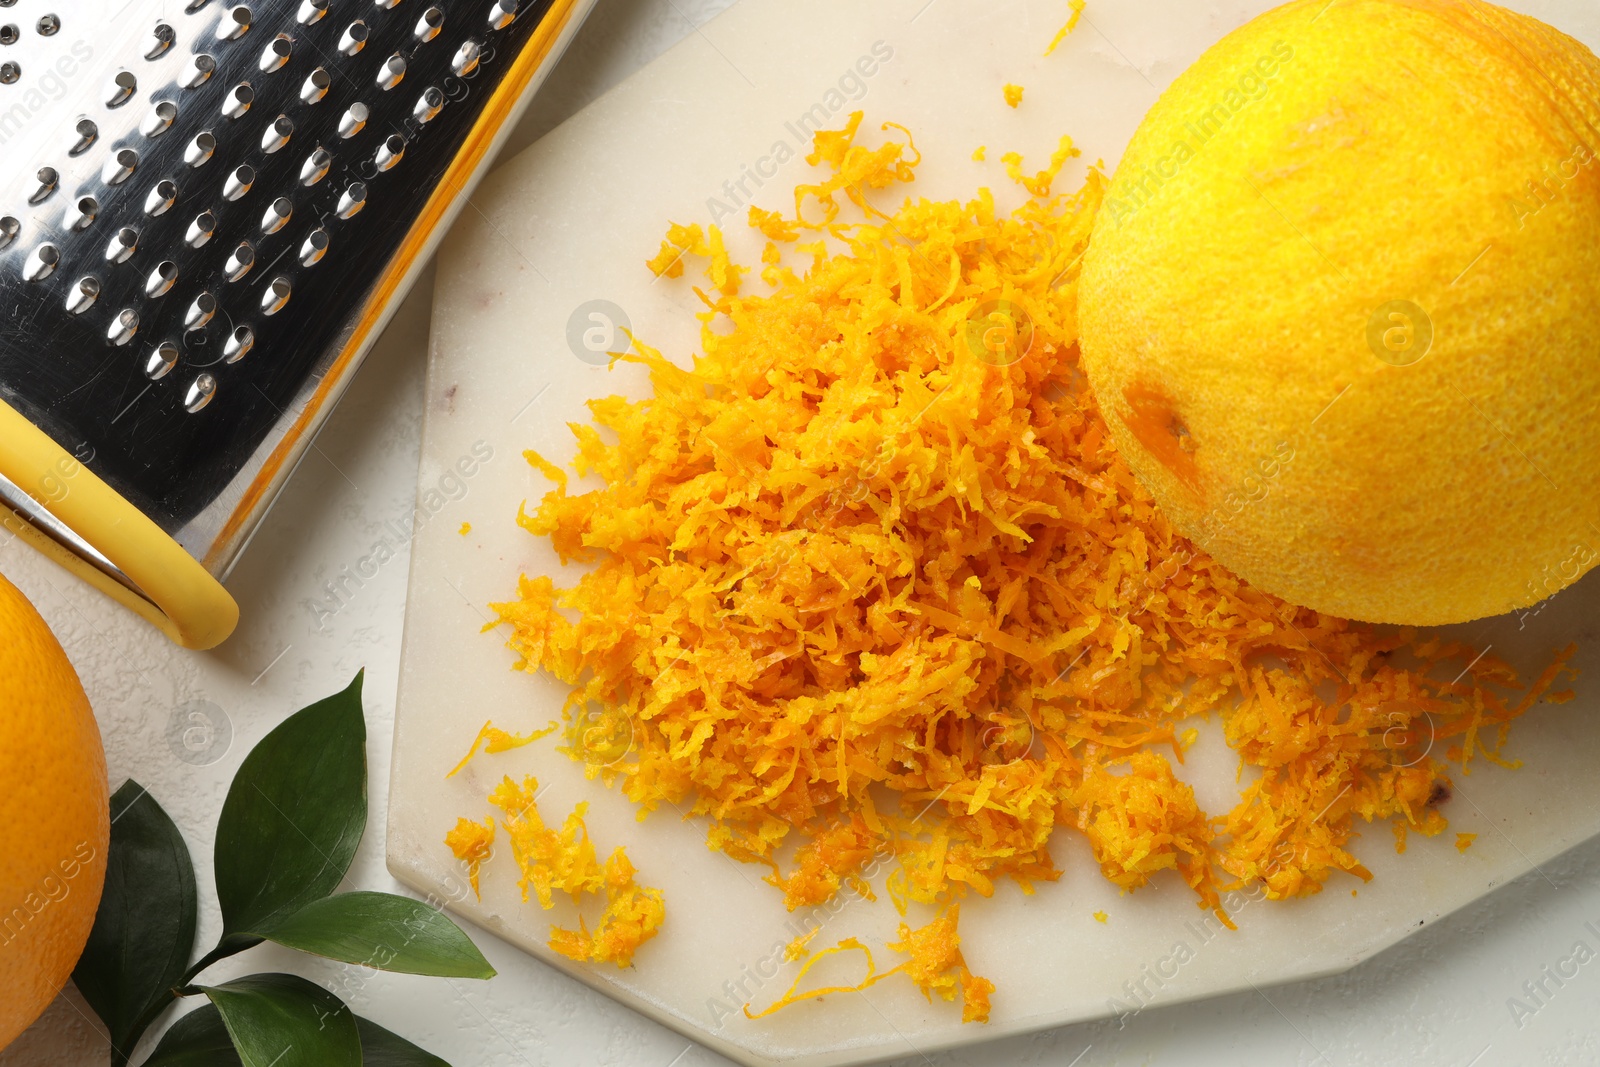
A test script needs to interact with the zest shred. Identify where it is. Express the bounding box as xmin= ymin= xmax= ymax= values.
xmin=449 ymin=775 xmax=665 ymax=967
xmin=480 ymin=112 xmax=1576 ymax=1021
